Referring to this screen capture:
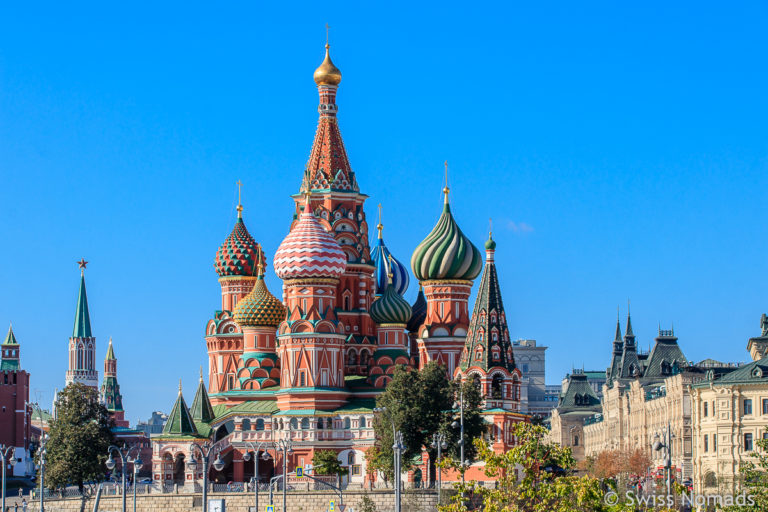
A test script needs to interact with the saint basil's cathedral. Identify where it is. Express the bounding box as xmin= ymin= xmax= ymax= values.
xmin=149 ymin=42 xmax=528 ymax=486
